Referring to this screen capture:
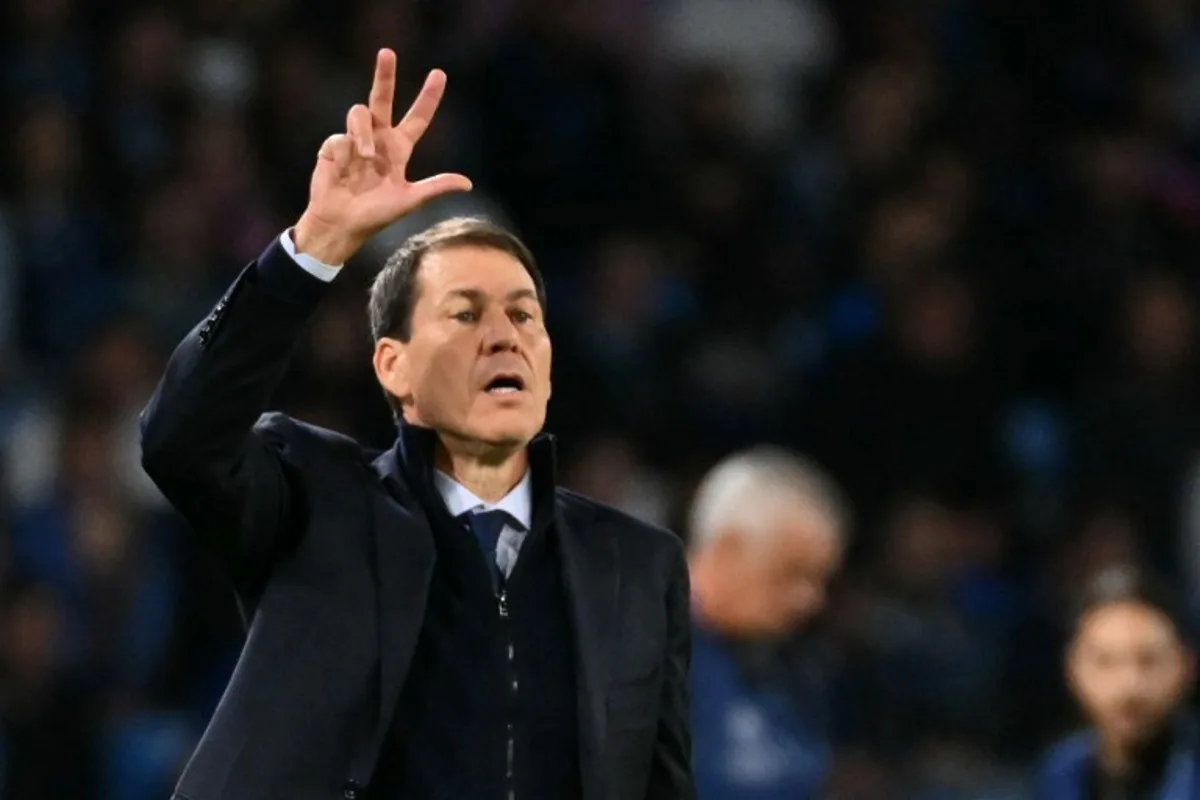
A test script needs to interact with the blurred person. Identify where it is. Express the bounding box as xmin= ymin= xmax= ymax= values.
xmin=256 ymin=32 xmax=351 ymax=205
xmin=839 ymin=496 xmax=1012 ymax=758
xmin=102 ymin=8 xmax=186 ymax=181
xmin=551 ymin=232 xmax=694 ymax=448
xmin=655 ymin=0 xmax=835 ymax=143
xmin=125 ymin=179 xmax=225 ymax=345
xmin=1079 ymin=270 xmax=1200 ymax=574
xmin=1010 ymin=504 xmax=1151 ymax=752
xmin=802 ymin=269 xmax=1002 ymax=531
xmin=12 ymin=98 xmax=117 ymax=359
xmin=471 ymin=0 xmax=652 ymax=263
xmin=2 ymin=320 xmax=166 ymax=513
xmin=562 ymin=434 xmax=672 ymax=528
xmin=687 ymin=446 xmax=847 ymax=799
xmin=5 ymin=0 xmax=90 ymax=106
xmin=139 ymin=49 xmax=692 ymax=799
xmin=783 ymin=58 xmax=939 ymax=256
xmin=181 ymin=107 xmax=280 ymax=265
xmin=9 ymin=387 xmax=177 ymax=701
xmin=1035 ymin=565 xmax=1199 ymax=799
xmin=0 ymin=579 xmax=99 ymax=799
